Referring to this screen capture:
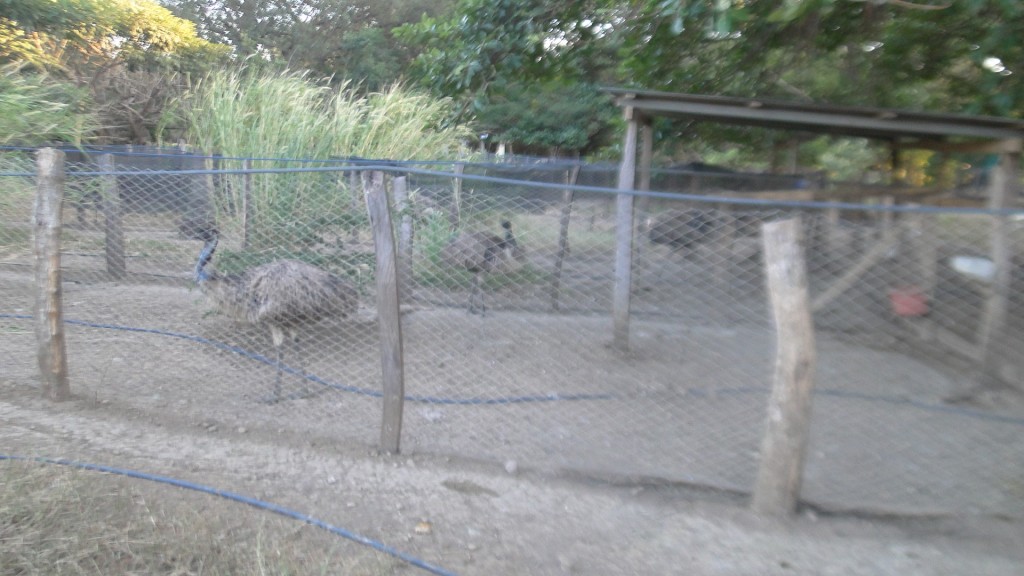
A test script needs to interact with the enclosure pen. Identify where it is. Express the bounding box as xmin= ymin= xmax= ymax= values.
xmin=1 ymin=145 xmax=1023 ymax=540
